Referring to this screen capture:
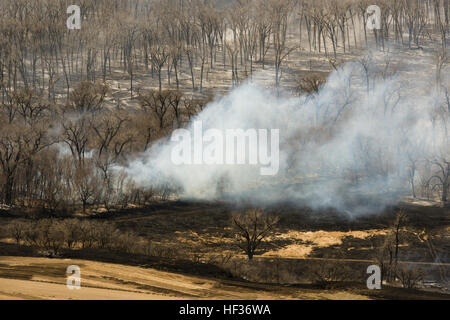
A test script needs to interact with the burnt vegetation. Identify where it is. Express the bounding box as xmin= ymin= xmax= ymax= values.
xmin=0 ymin=0 xmax=448 ymax=298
